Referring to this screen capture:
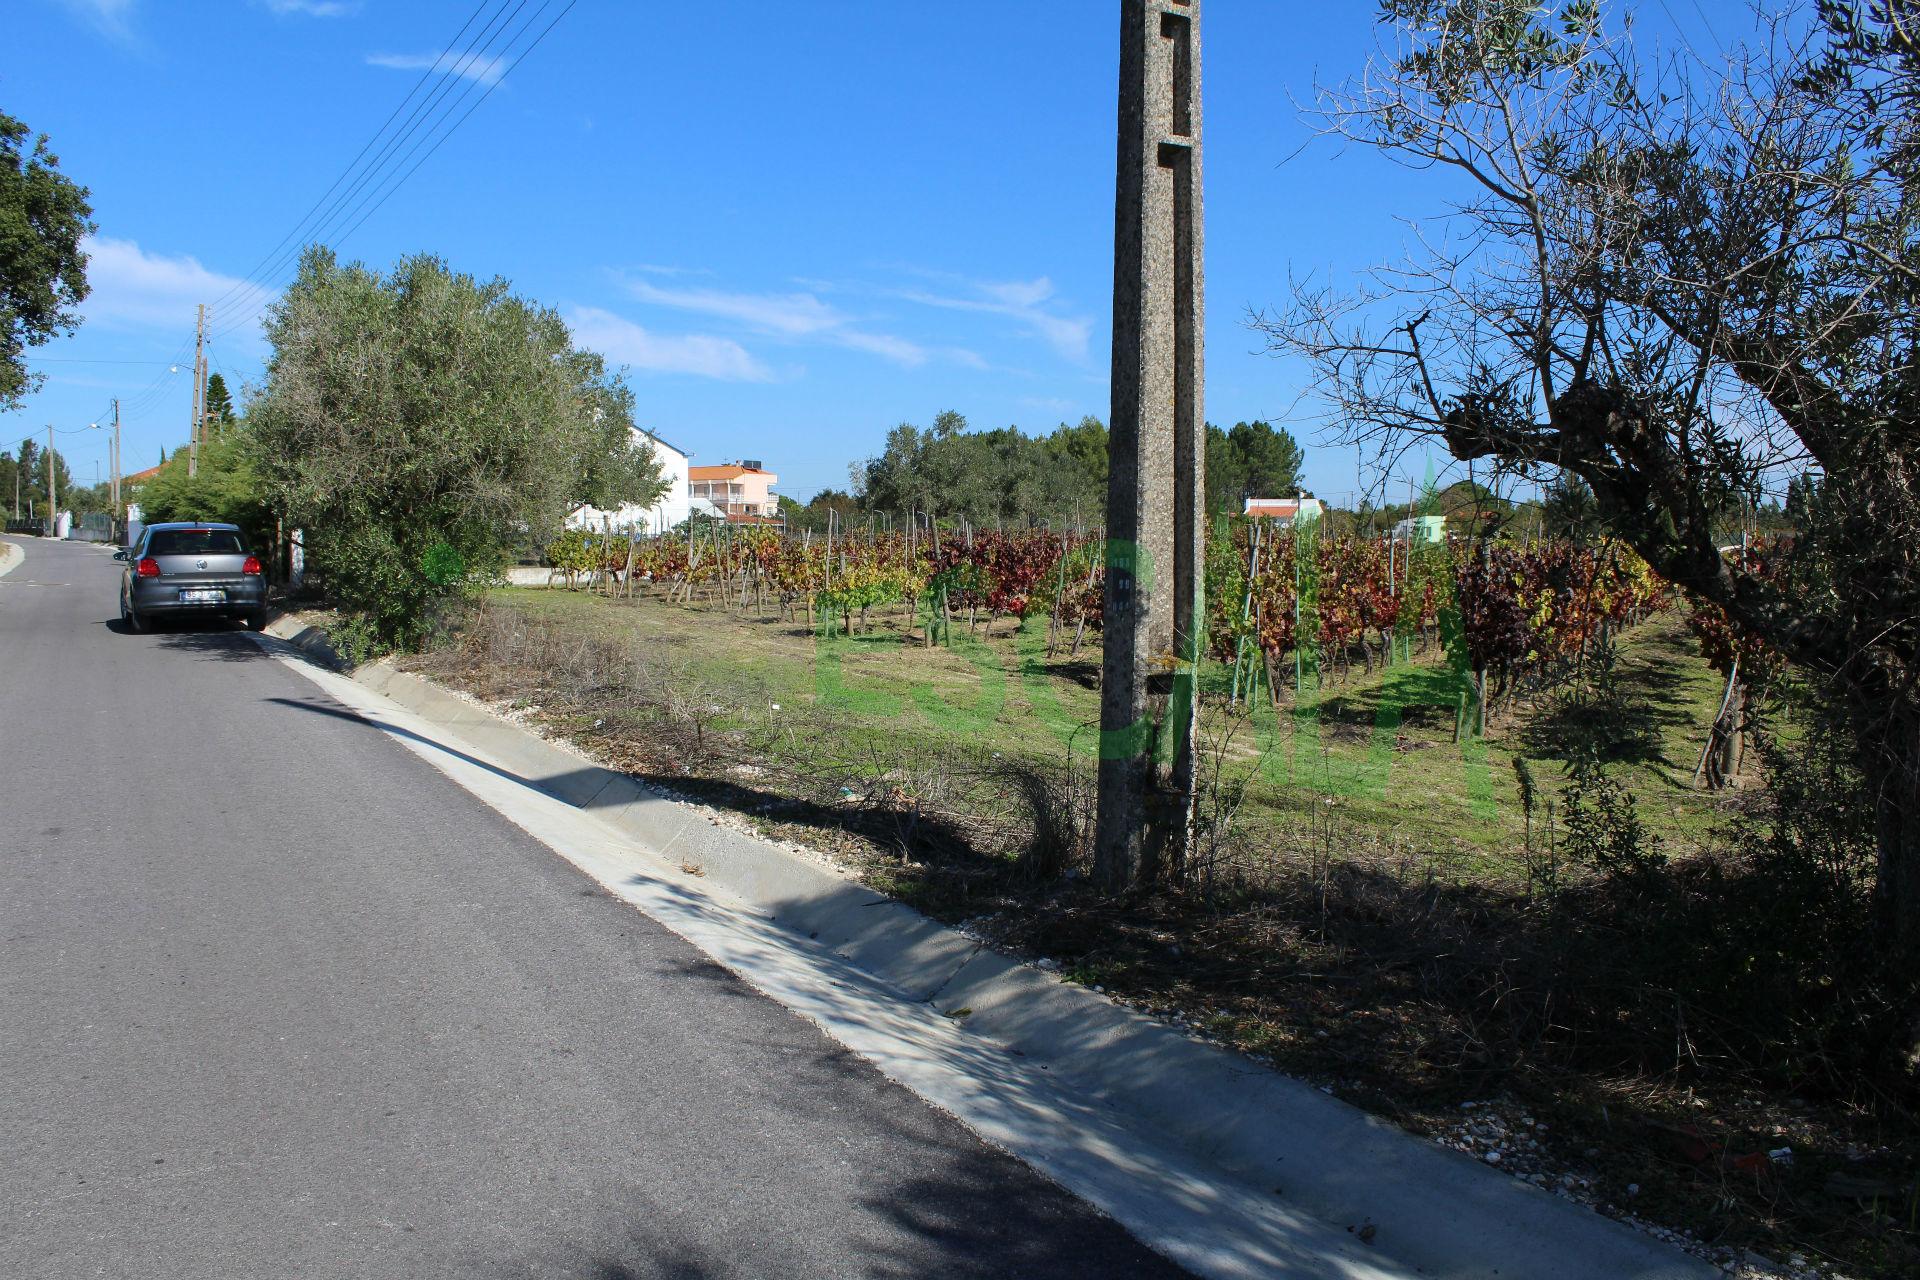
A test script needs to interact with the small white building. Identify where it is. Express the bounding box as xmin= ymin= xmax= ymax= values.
xmin=1391 ymin=514 xmax=1447 ymax=544
xmin=567 ymin=428 xmax=691 ymax=535
xmin=1242 ymin=495 xmax=1324 ymax=524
